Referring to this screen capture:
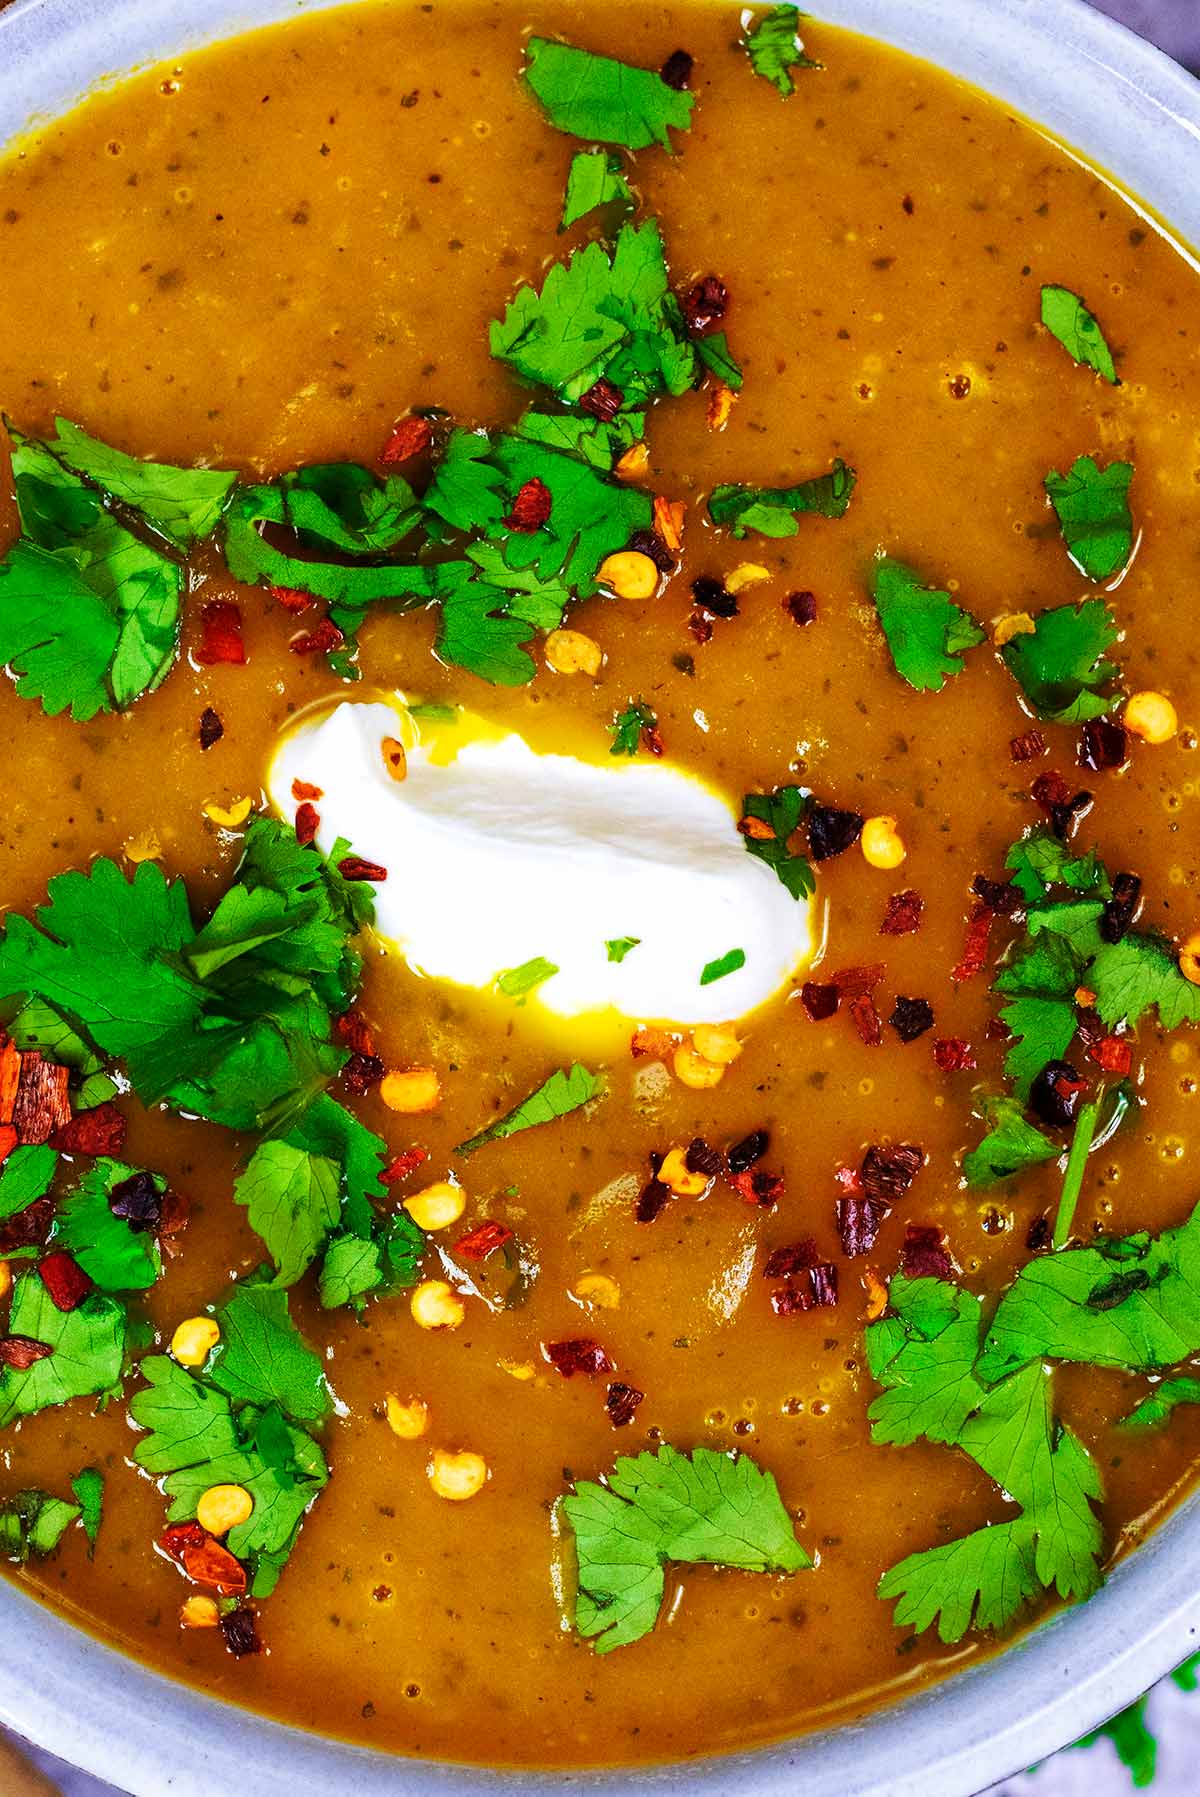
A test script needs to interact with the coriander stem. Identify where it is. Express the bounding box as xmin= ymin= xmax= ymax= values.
xmin=1052 ymin=1098 xmax=1101 ymax=1250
